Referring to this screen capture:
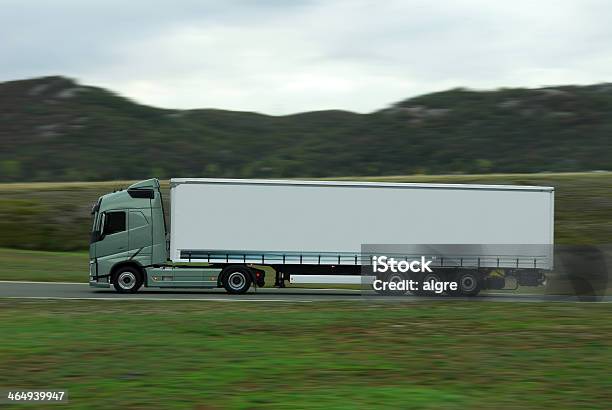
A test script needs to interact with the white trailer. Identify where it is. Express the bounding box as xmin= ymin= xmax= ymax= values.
xmin=168 ymin=178 xmax=554 ymax=294
xmin=90 ymin=178 xmax=554 ymax=295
